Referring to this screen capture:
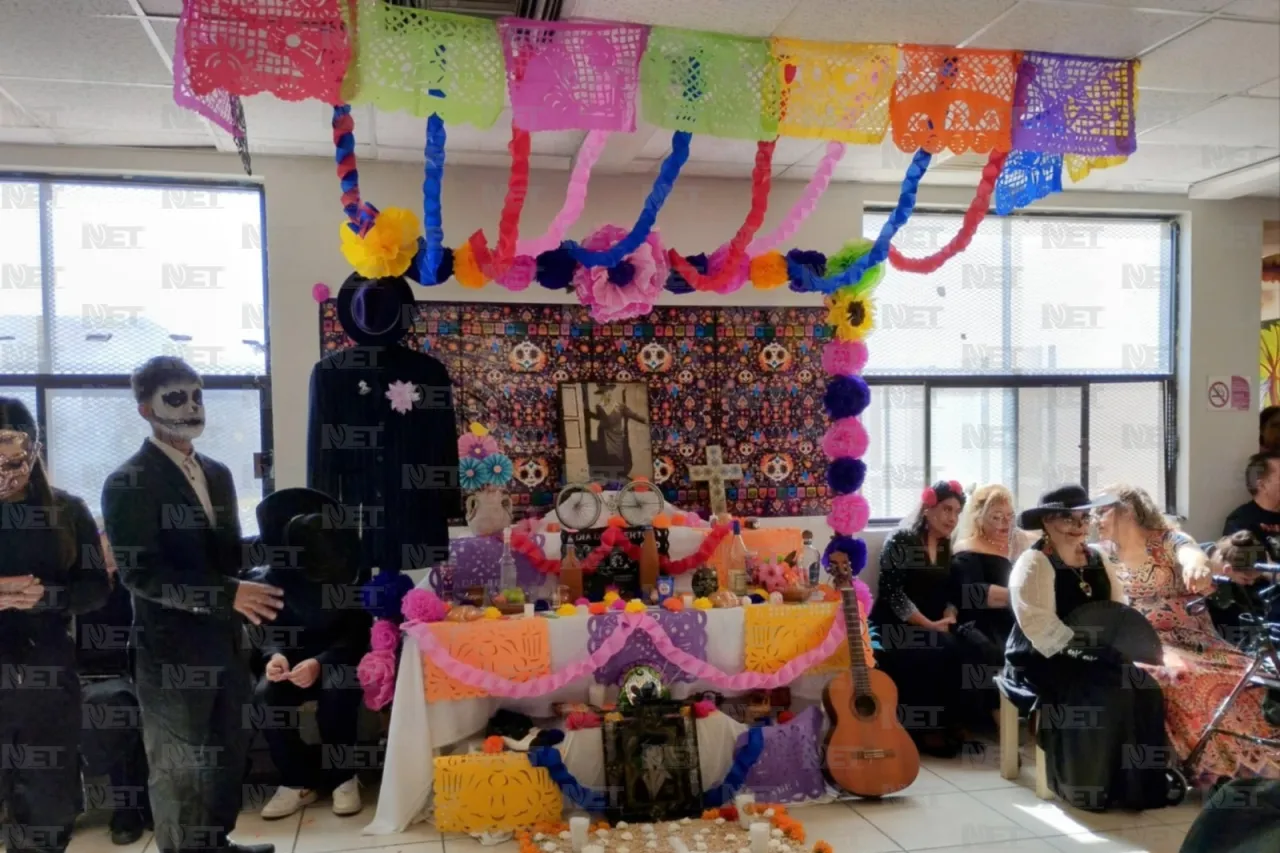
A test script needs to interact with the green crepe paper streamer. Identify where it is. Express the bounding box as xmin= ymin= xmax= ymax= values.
xmin=826 ymin=239 xmax=885 ymax=298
